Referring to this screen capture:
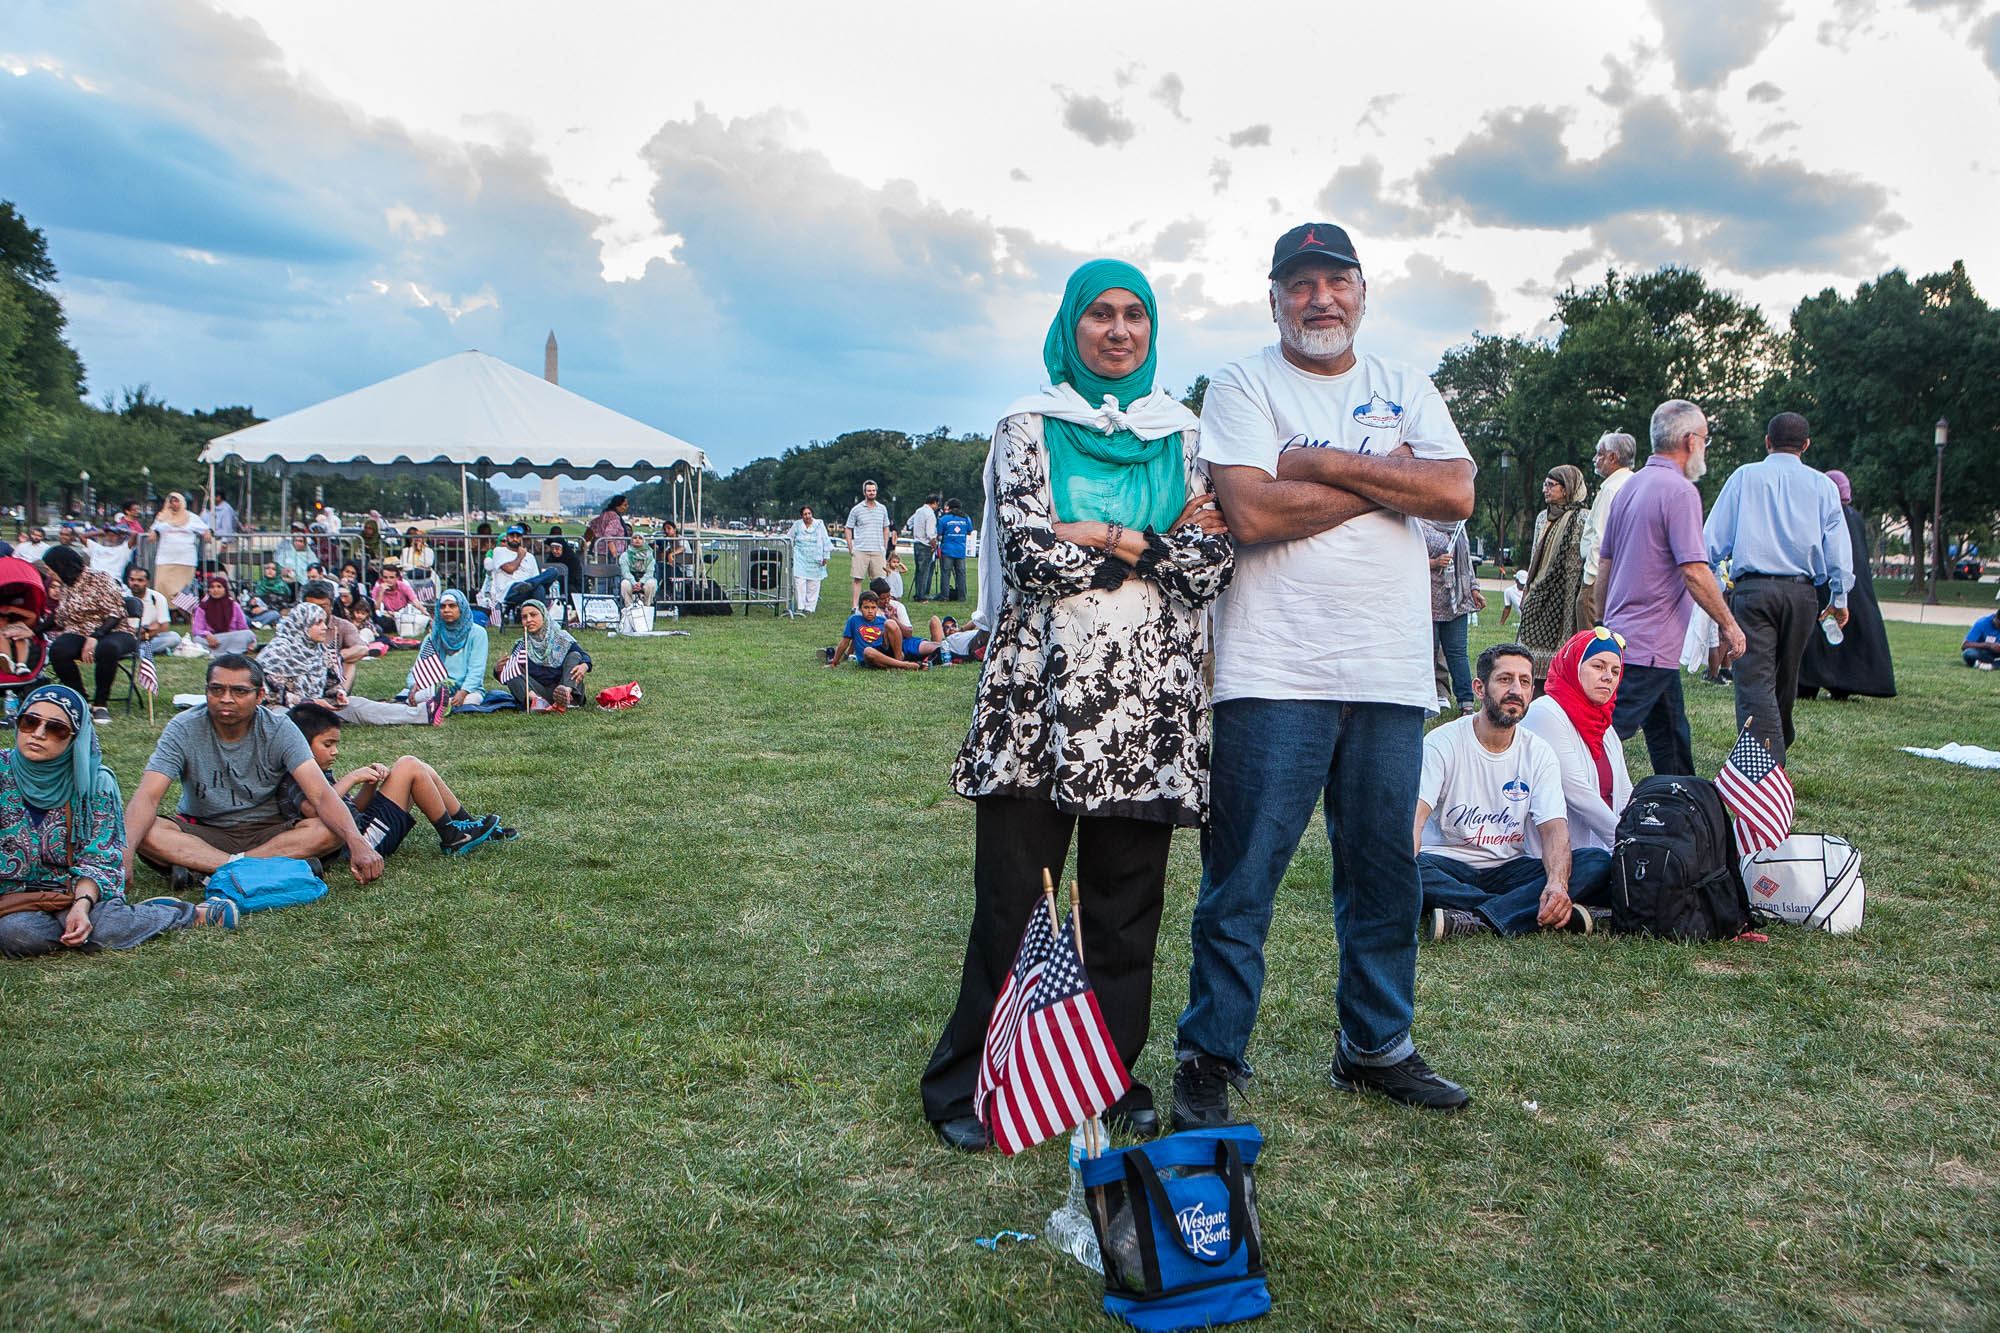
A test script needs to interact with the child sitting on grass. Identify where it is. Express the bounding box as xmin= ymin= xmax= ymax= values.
xmin=284 ymin=704 xmax=513 ymax=857
xmin=898 ymin=615 xmax=990 ymax=666
xmin=824 ymin=590 xmax=922 ymax=671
